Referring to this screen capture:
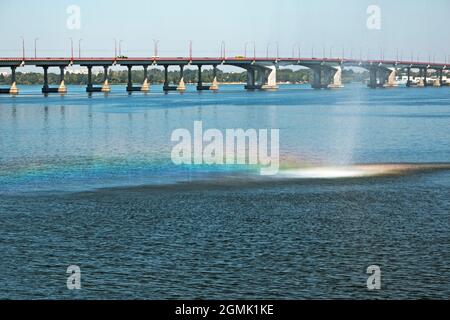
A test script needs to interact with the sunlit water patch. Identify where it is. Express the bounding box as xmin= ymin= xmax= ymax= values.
xmin=1 ymin=84 xmax=450 ymax=299
xmin=277 ymin=163 xmax=450 ymax=179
